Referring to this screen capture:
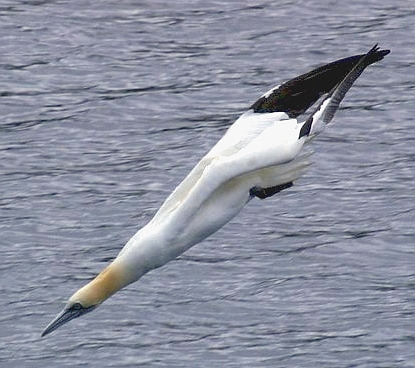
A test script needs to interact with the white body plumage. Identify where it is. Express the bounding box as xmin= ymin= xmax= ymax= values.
xmin=118 ymin=111 xmax=308 ymax=276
